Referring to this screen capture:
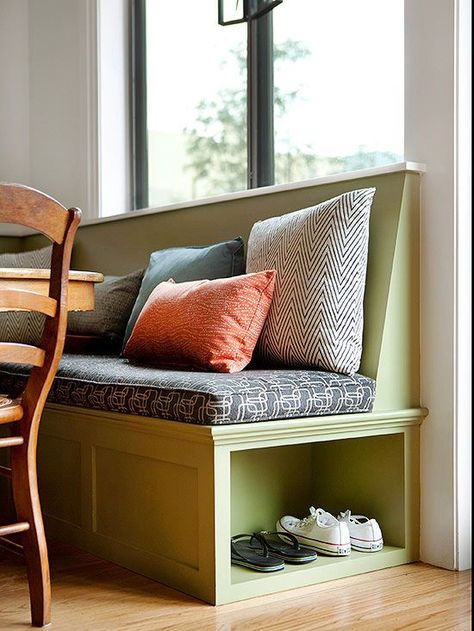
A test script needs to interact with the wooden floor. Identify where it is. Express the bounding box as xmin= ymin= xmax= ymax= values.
xmin=0 ymin=542 xmax=471 ymax=631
